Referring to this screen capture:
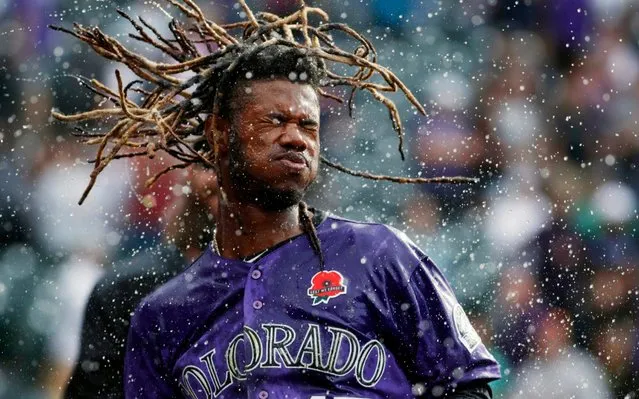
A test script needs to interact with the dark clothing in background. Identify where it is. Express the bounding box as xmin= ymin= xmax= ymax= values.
xmin=450 ymin=384 xmax=492 ymax=398
xmin=64 ymin=244 xmax=185 ymax=399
